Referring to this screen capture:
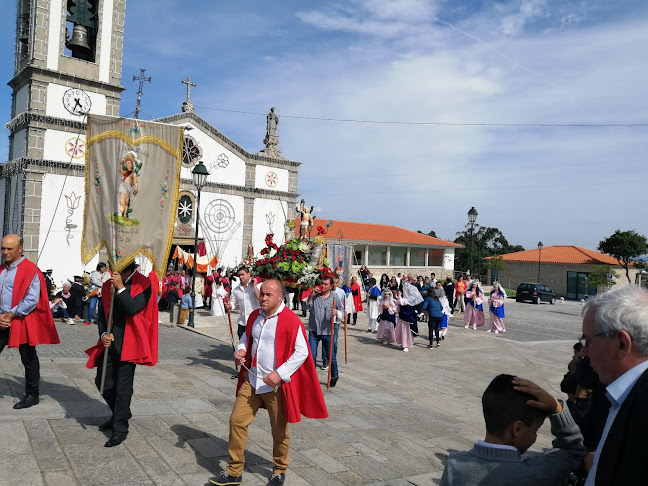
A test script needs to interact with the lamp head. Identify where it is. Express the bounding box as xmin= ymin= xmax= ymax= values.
xmin=538 ymin=241 xmax=544 ymax=250
xmin=192 ymin=161 xmax=210 ymax=190
xmin=467 ymin=206 xmax=478 ymax=224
